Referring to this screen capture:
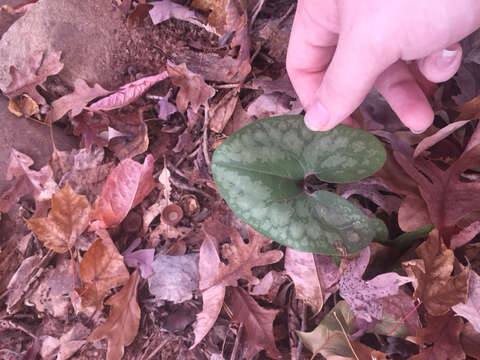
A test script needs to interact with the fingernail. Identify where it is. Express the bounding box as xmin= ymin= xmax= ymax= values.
xmin=305 ymin=102 xmax=330 ymax=131
xmin=410 ymin=127 xmax=427 ymax=135
xmin=436 ymin=48 xmax=458 ymax=68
